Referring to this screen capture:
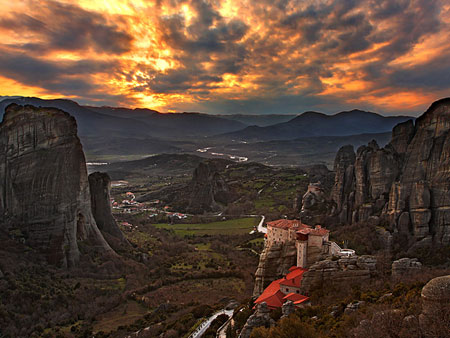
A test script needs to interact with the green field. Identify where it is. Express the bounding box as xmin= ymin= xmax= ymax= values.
xmin=152 ymin=217 xmax=259 ymax=236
